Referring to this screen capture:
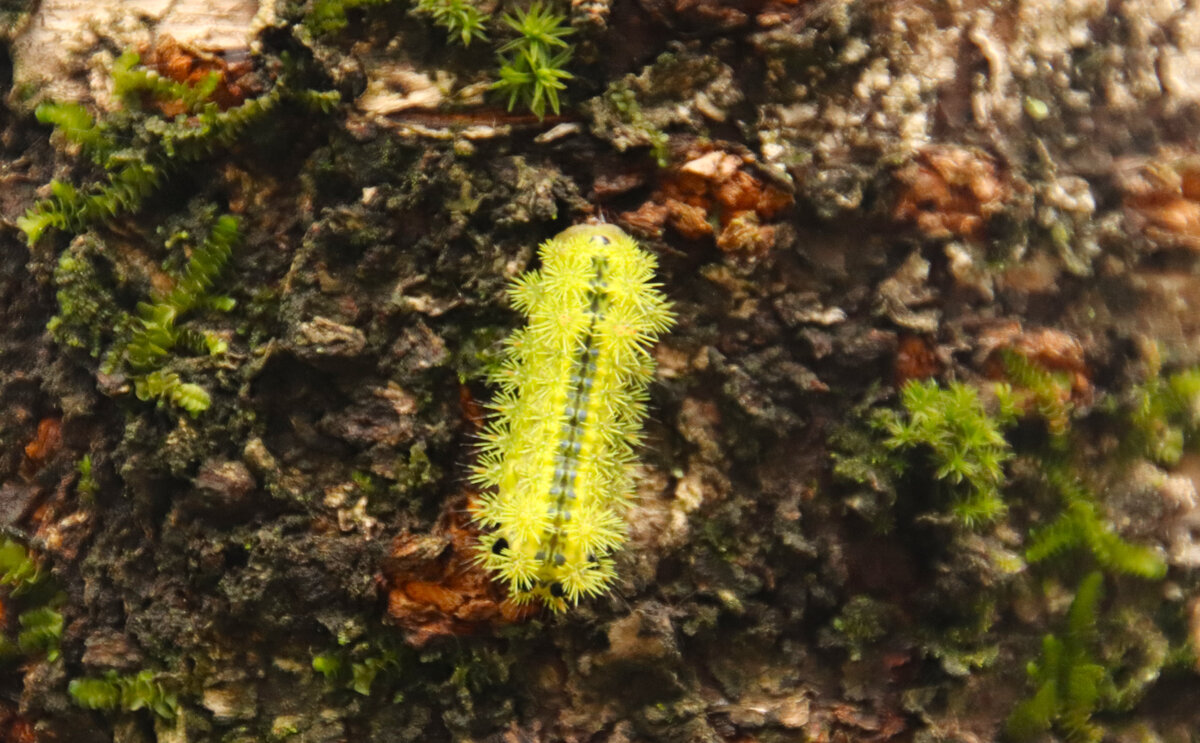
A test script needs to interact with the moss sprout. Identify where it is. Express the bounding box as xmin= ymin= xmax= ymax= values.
xmin=413 ymin=0 xmax=489 ymax=46
xmin=34 ymin=101 xmax=116 ymax=162
xmin=312 ymin=640 xmax=403 ymax=696
xmin=491 ymin=1 xmax=575 ymax=119
xmin=311 ymin=652 xmax=342 ymax=679
xmin=76 ymin=455 xmax=98 ymax=499
xmin=0 ymin=537 xmax=65 ymax=664
xmin=124 ymin=215 xmax=239 ymax=369
xmin=1006 ymin=572 xmax=1107 ymax=743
